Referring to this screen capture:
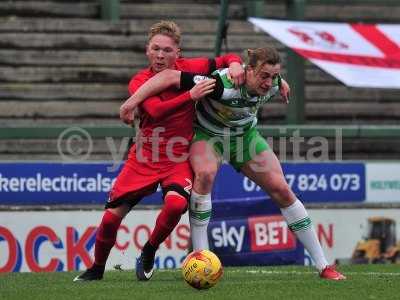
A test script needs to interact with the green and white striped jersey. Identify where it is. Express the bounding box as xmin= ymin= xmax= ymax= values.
xmin=183 ymin=68 xmax=281 ymax=136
